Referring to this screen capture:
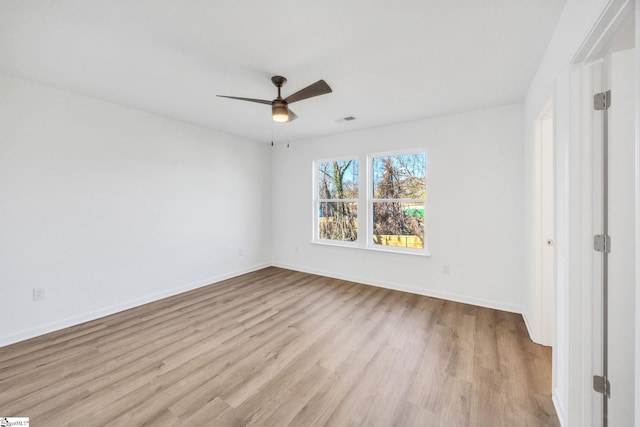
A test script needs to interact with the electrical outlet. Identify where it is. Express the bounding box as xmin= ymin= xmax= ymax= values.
xmin=442 ymin=265 xmax=450 ymax=275
xmin=33 ymin=287 xmax=46 ymax=301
